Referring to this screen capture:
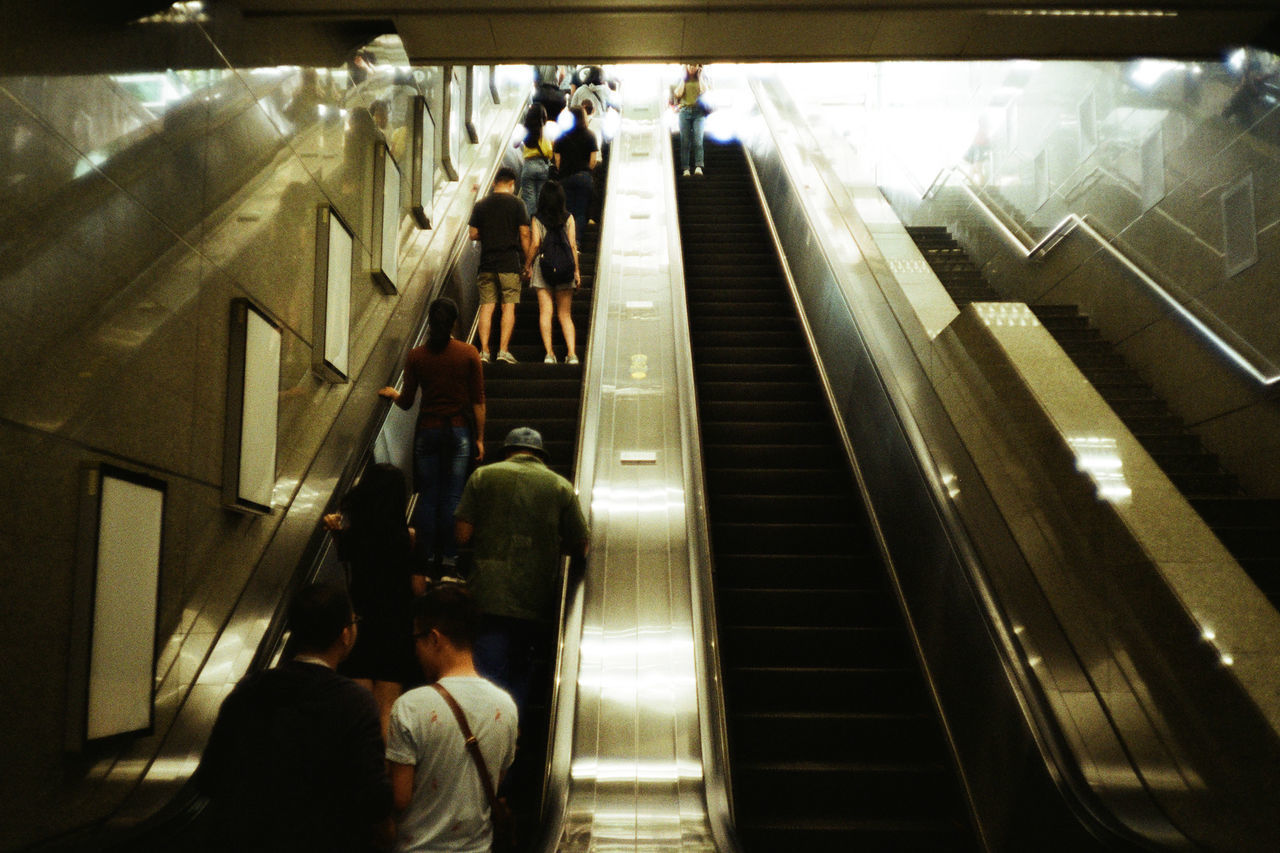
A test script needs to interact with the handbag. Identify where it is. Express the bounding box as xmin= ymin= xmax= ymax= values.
xmin=432 ymin=683 xmax=516 ymax=852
